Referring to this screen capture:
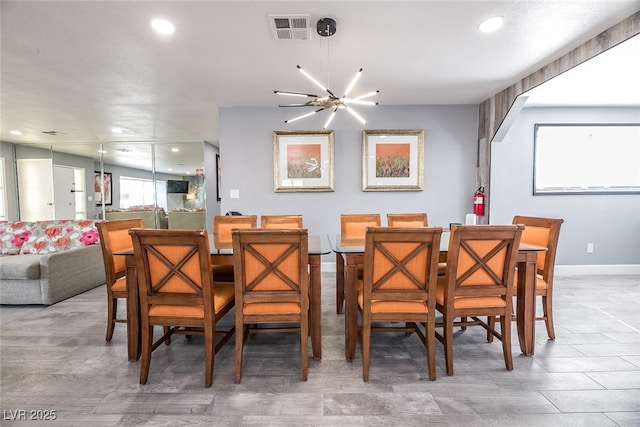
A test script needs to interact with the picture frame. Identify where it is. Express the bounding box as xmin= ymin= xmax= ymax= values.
xmin=362 ymin=129 xmax=424 ymax=191
xmin=94 ymin=171 xmax=112 ymax=205
xmin=216 ymin=154 xmax=222 ymax=201
xmin=273 ymin=130 xmax=335 ymax=192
